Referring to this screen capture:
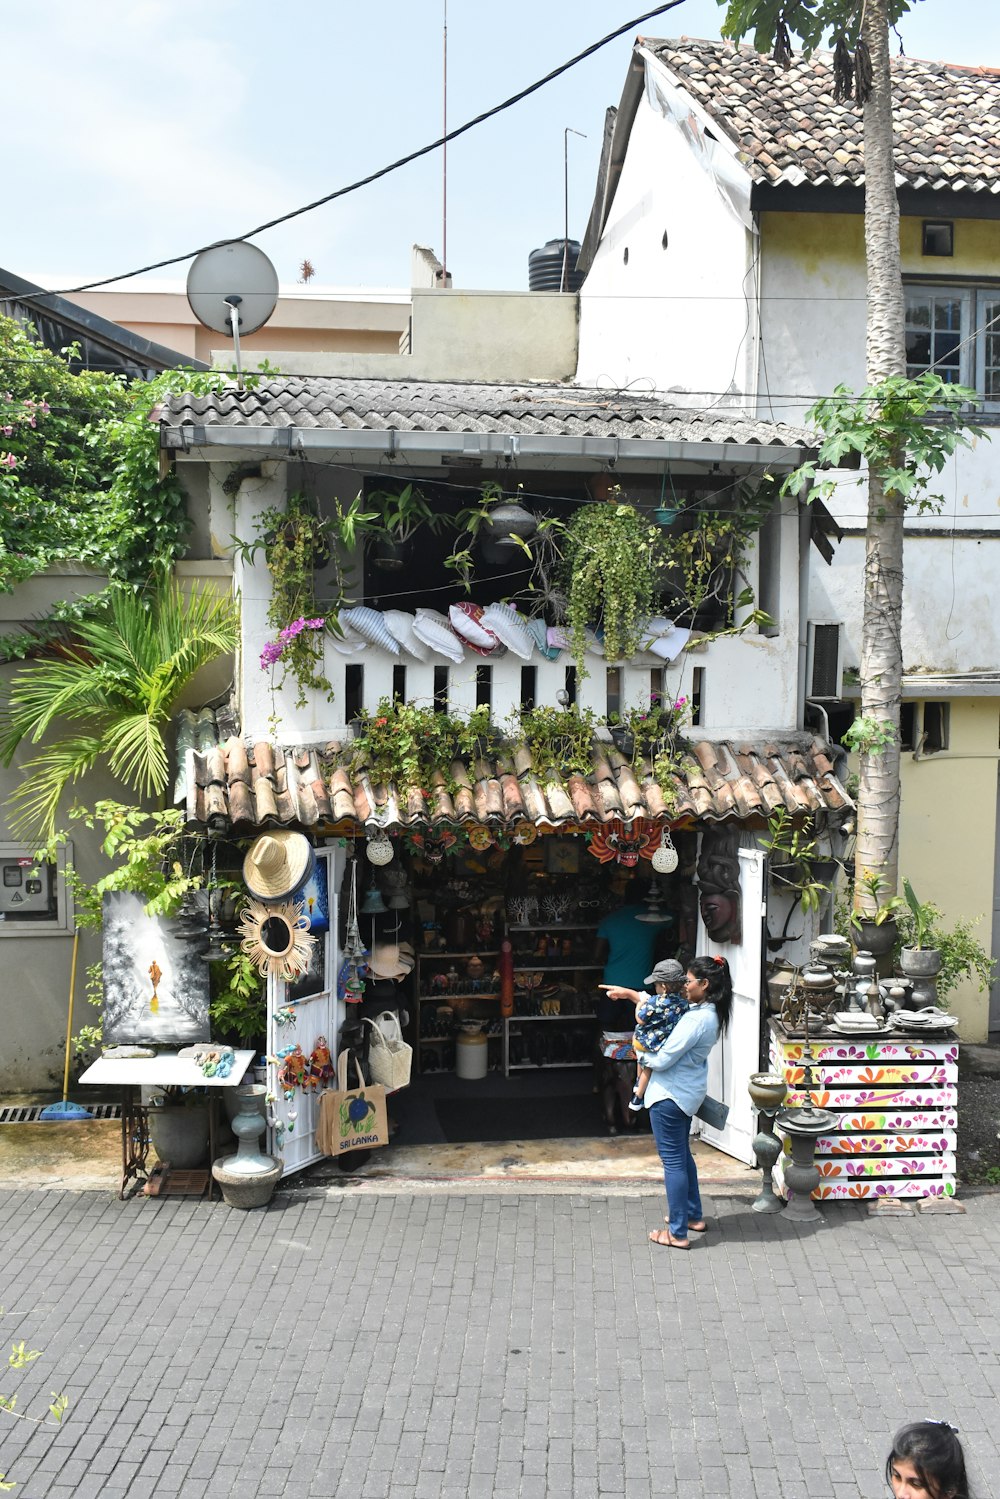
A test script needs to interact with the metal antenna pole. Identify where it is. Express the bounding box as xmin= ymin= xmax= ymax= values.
xmin=562 ymin=127 xmax=587 ymax=292
xmin=442 ymin=1 xmax=448 ymax=285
